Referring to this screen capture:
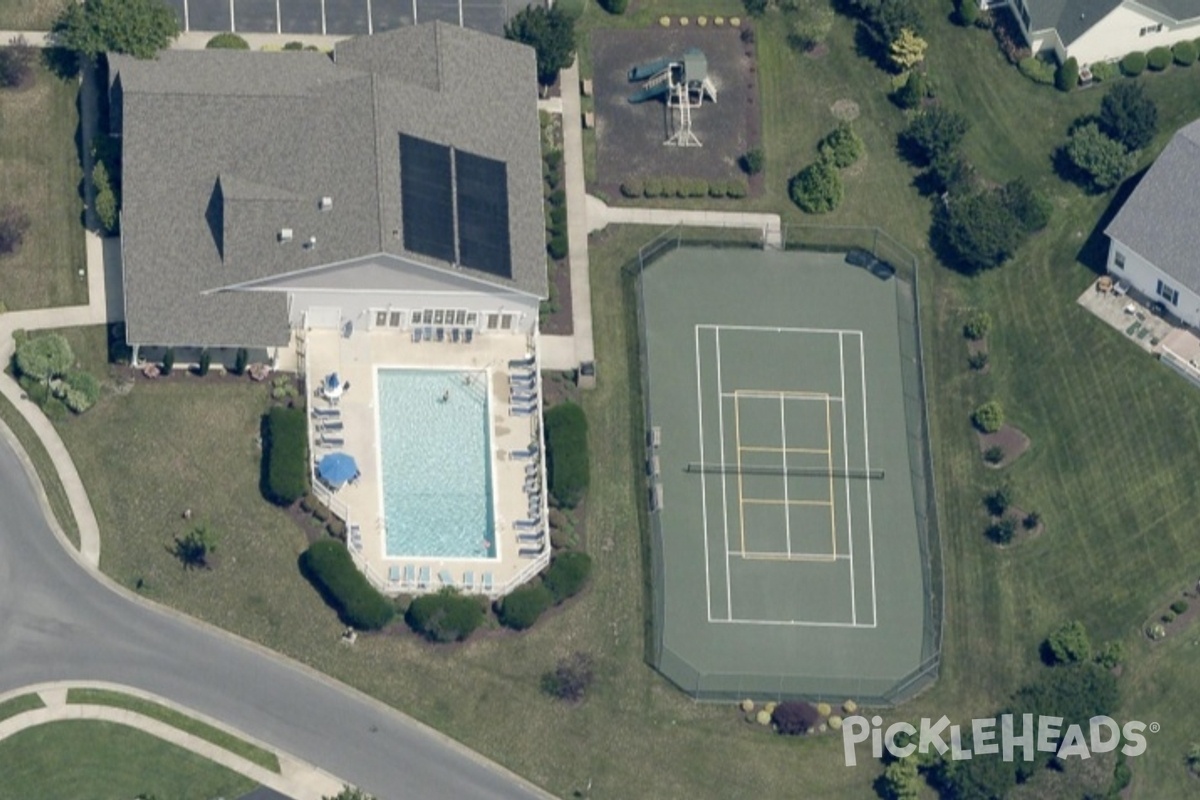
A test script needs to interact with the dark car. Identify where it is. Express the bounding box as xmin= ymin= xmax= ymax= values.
xmin=845 ymin=248 xmax=895 ymax=281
